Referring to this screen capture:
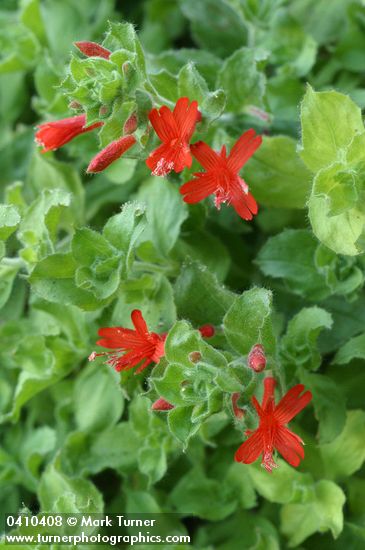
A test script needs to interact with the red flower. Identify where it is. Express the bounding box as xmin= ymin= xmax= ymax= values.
xmin=74 ymin=41 xmax=111 ymax=59
xmin=35 ymin=114 xmax=102 ymax=153
xmin=198 ymin=324 xmax=215 ymax=338
xmin=89 ymin=309 xmax=165 ymax=373
xmin=146 ymin=97 xmax=201 ymax=176
xmin=248 ymin=344 xmax=266 ymax=373
xmin=152 ymin=398 xmax=174 ymax=411
xmin=235 ymin=377 xmax=312 ymax=472
xmin=87 ymin=135 xmax=136 ymax=173
xmin=180 ymin=129 xmax=262 ymax=220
